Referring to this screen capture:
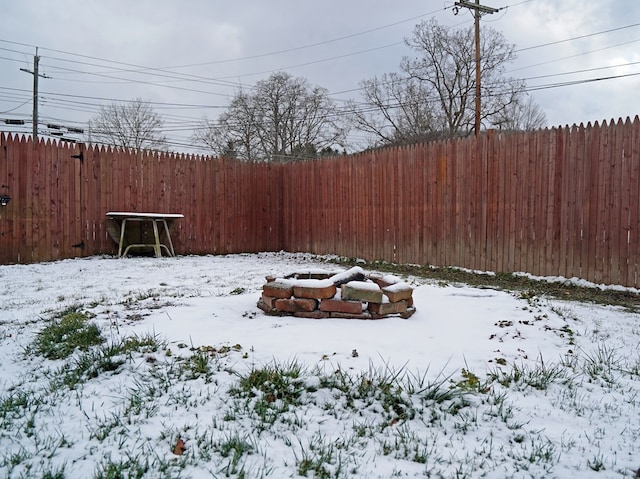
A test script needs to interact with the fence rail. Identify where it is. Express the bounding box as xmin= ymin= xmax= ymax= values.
xmin=2 ymin=117 xmax=639 ymax=287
